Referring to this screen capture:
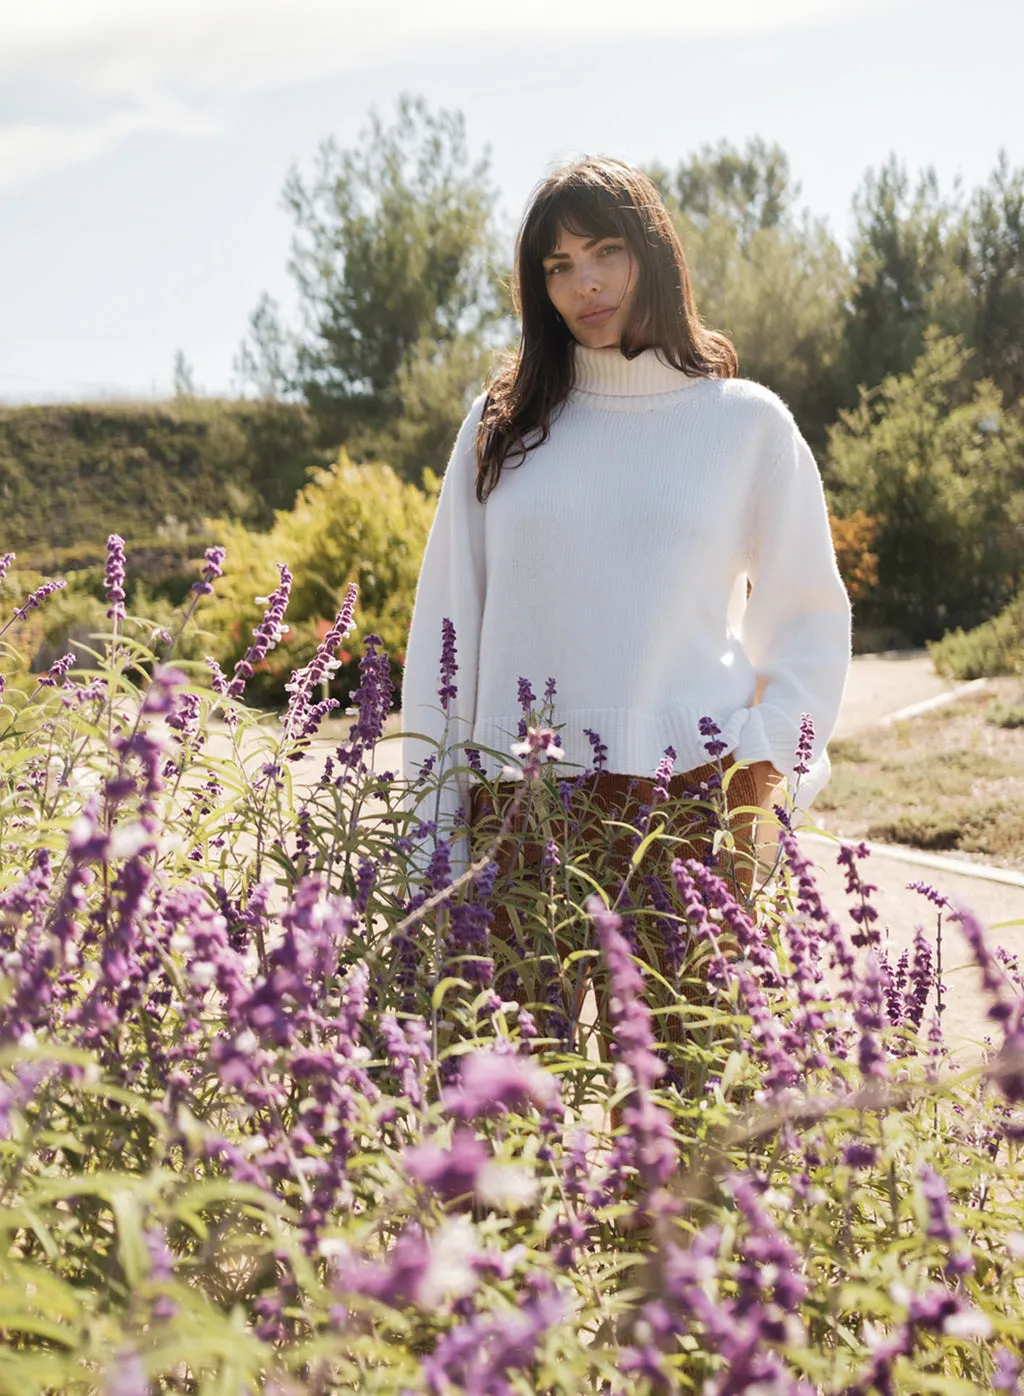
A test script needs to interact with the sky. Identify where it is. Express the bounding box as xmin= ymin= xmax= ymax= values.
xmin=1 ymin=0 xmax=1021 ymax=402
